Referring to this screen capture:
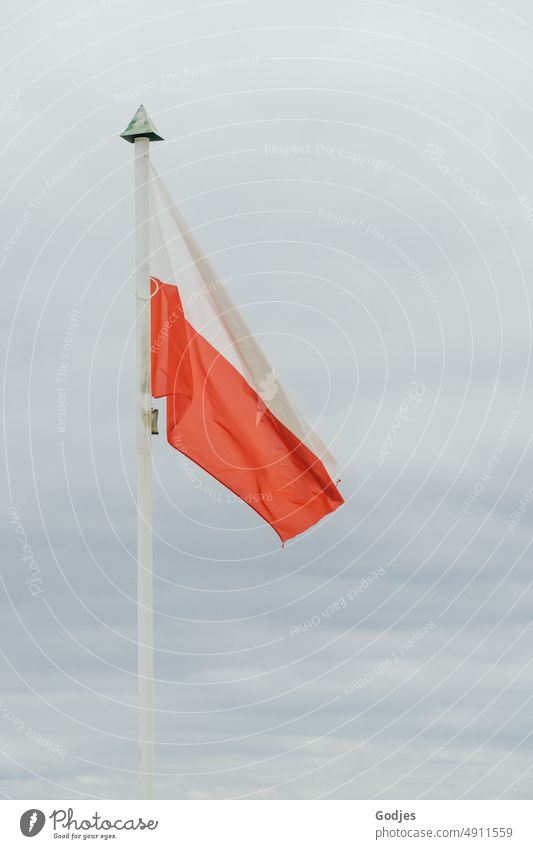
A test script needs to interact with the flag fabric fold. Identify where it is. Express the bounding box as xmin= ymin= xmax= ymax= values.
xmin=148 ymin=165 xmax=343 ymax=543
